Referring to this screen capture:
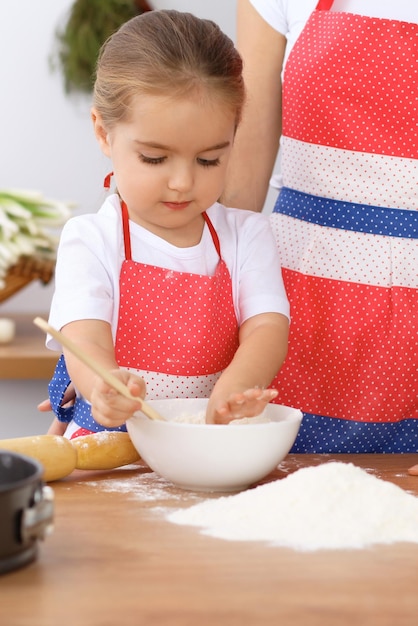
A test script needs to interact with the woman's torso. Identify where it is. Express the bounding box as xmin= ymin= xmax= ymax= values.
xmin=268 ymin=0 xmax=418 ymax=451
